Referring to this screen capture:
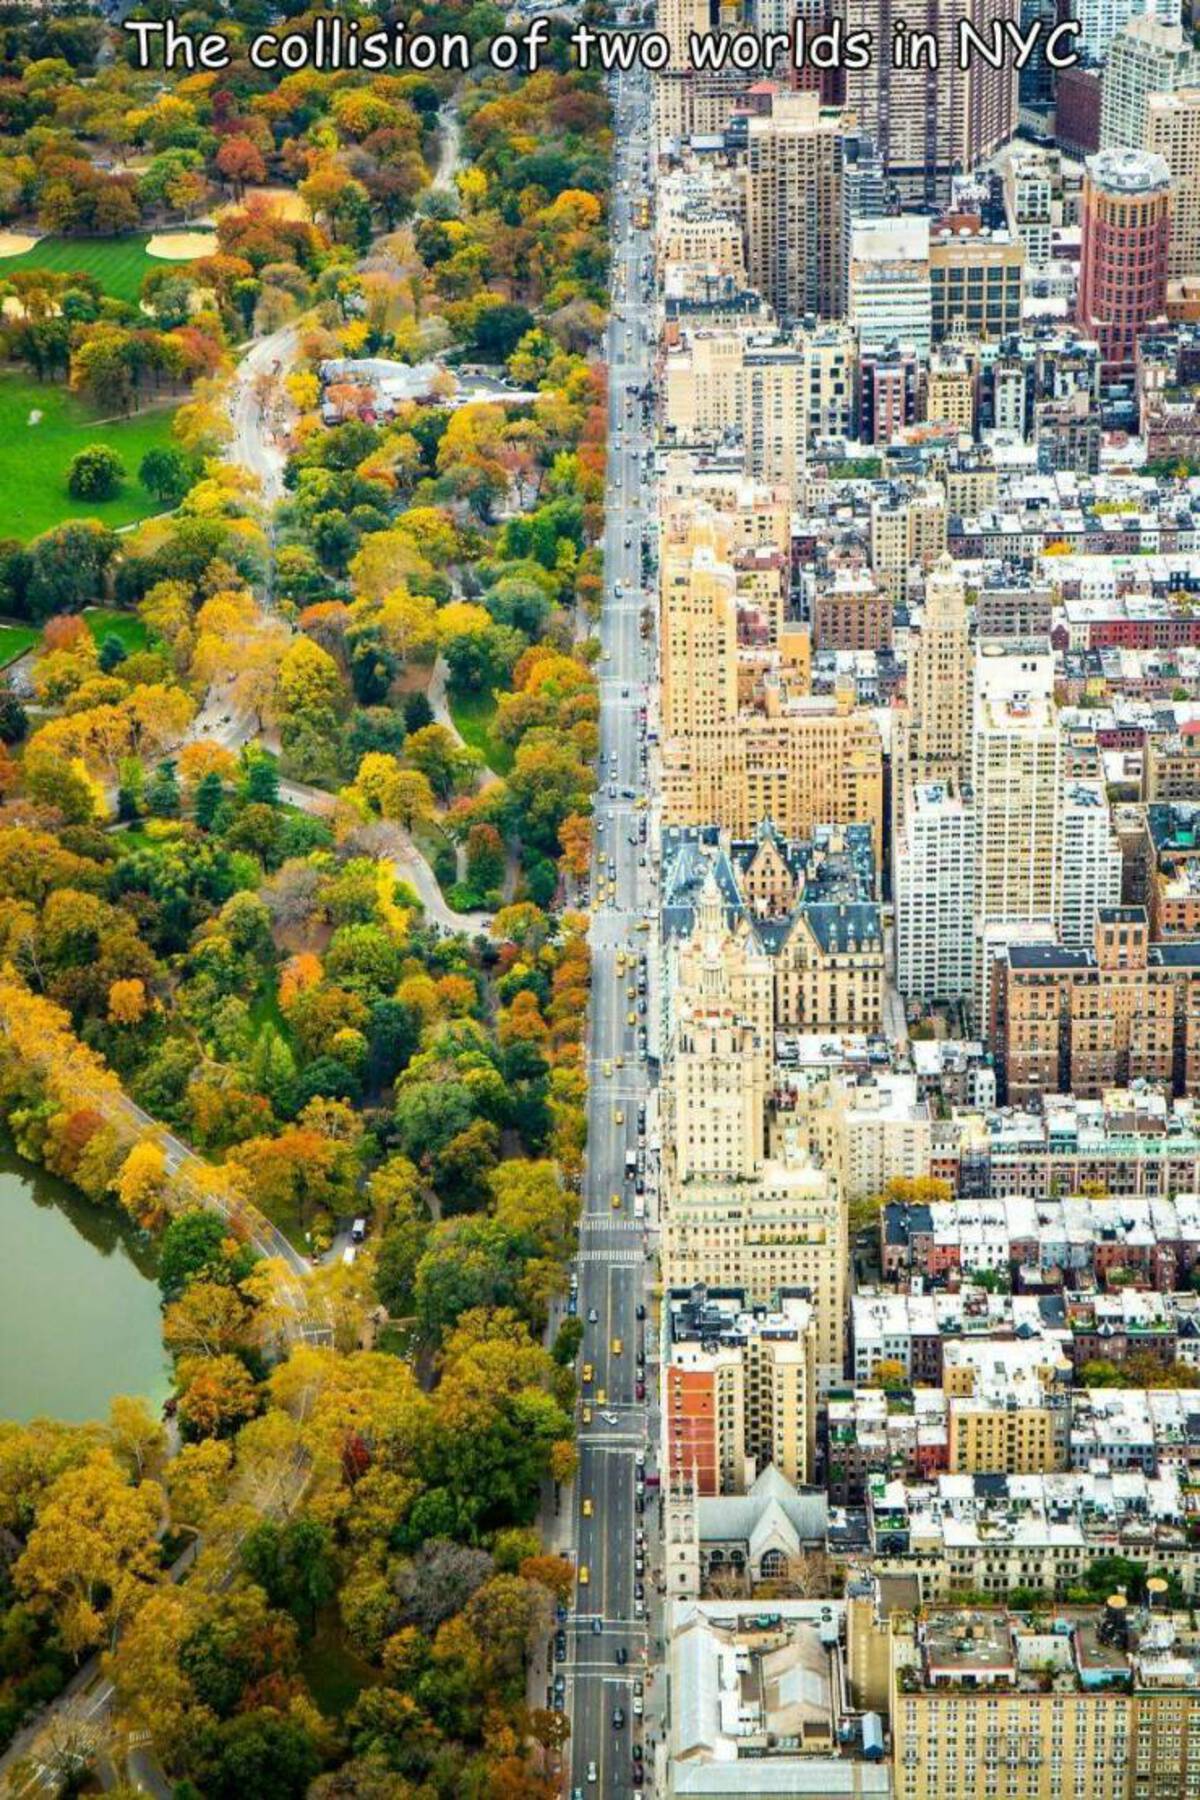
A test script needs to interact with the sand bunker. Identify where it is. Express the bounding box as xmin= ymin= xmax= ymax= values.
xmin=146 ymin=231 xmax=216 ymax=261
xmin=220 ymin=186 xmax=309 ymax=222
xmin=0 ymin=232 xmax=39 ymax=258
